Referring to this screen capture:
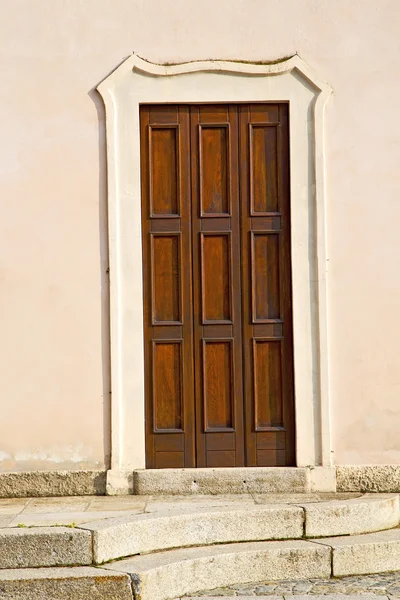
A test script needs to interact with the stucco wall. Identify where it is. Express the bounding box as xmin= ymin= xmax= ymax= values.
xmin=0 ymin=0 xmax=399 ymax=470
